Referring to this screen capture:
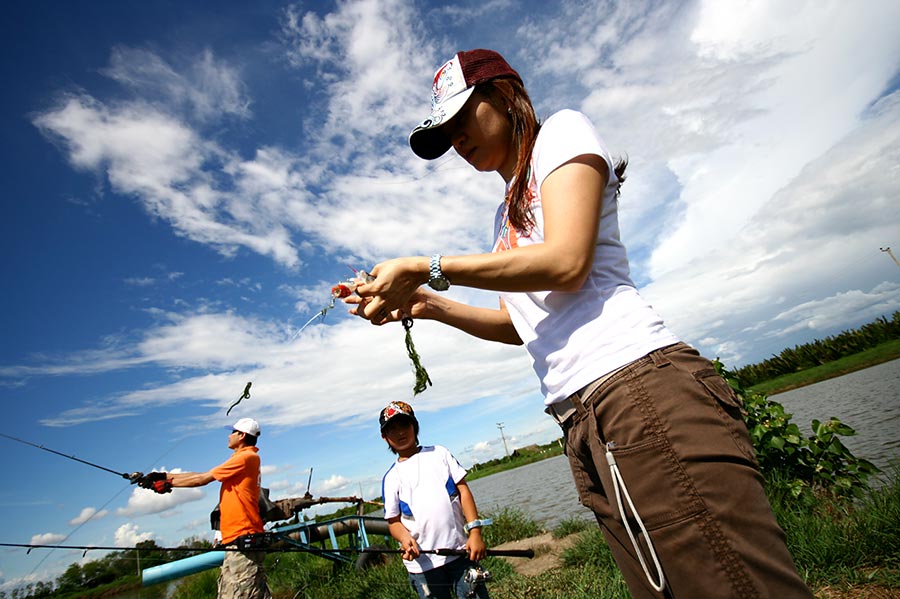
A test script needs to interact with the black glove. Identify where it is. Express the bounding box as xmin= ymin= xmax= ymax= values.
xmin=151 ymin=479 xmax=173 ymax=494
xmin=136 ymin=471 xmax=169 ymax=489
